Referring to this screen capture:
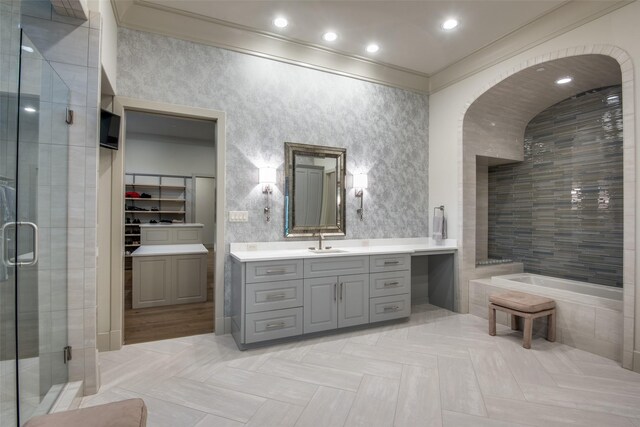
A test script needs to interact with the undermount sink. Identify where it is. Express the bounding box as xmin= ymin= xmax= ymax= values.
xmin=308 ymin=248 xmax=348 ymax=254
